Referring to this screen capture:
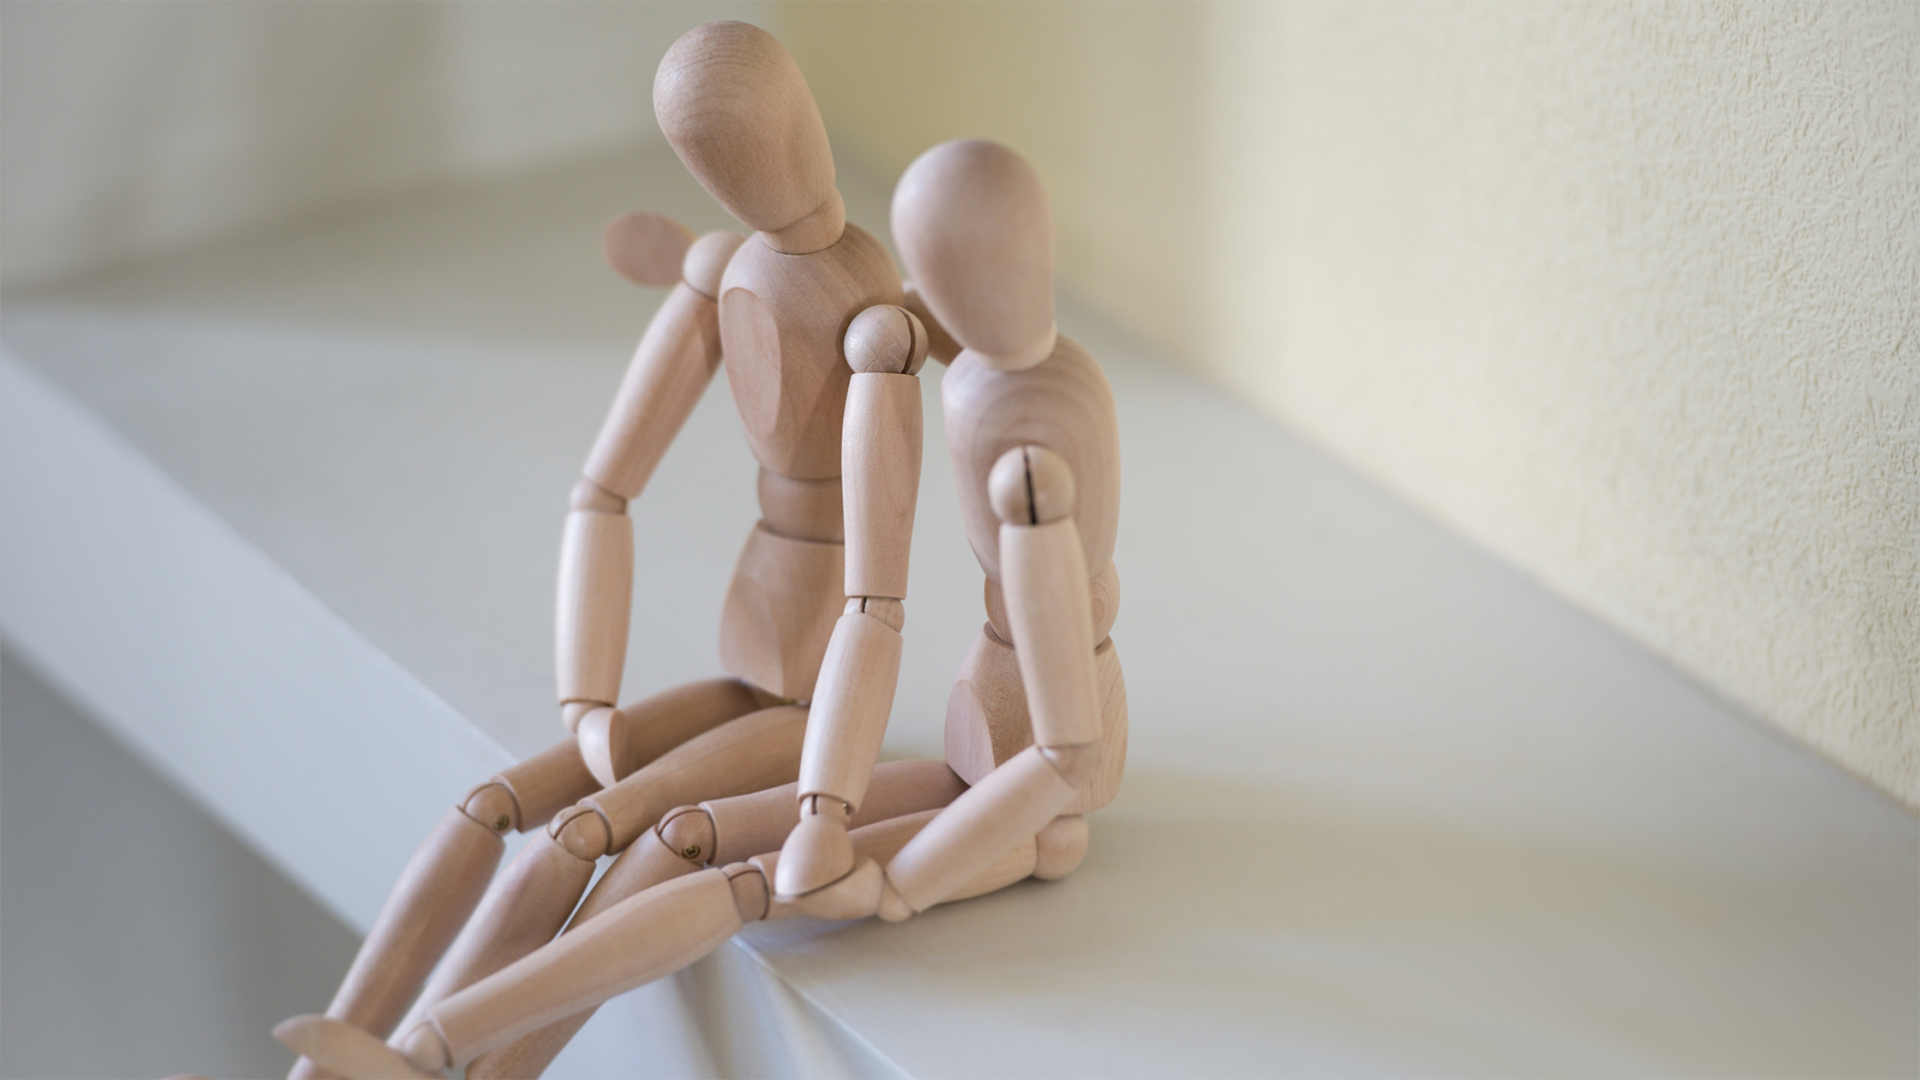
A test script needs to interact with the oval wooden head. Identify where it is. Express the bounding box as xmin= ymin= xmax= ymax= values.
xmin=655 ymin=22 xmax=836 ymax=235
xmin=892 ymin=139 xmax=1056 ymax=371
